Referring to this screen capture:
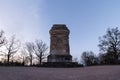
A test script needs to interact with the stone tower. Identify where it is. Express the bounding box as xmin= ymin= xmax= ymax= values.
xmin=47 ymin=24 xmax=72 ymax=62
